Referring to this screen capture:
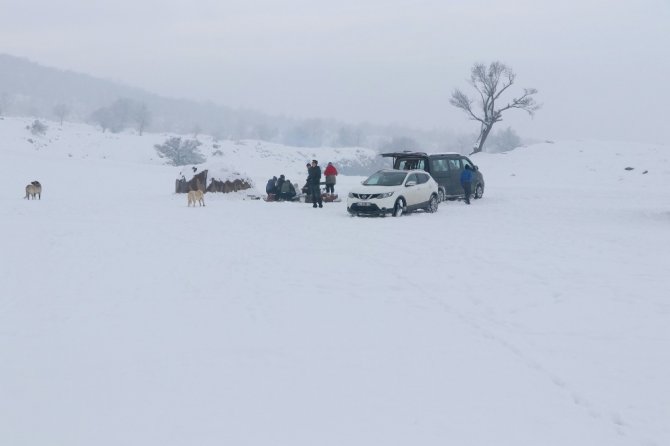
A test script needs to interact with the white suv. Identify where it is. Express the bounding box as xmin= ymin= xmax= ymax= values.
xmin=347 ymin=169 xmax=439 ymax=217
